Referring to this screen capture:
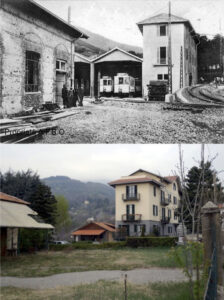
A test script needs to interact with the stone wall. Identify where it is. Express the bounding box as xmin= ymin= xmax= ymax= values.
xmin=0 ymin=4 xmax=74 ymax=115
